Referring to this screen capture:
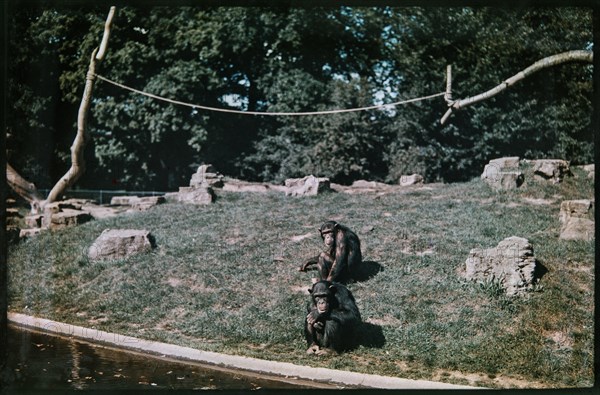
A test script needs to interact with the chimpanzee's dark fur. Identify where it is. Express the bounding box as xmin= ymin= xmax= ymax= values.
xmin=304 ymin=280 xmax=361 ymax=354
xmin=299 ymin=221 xmax=363 ymax=283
